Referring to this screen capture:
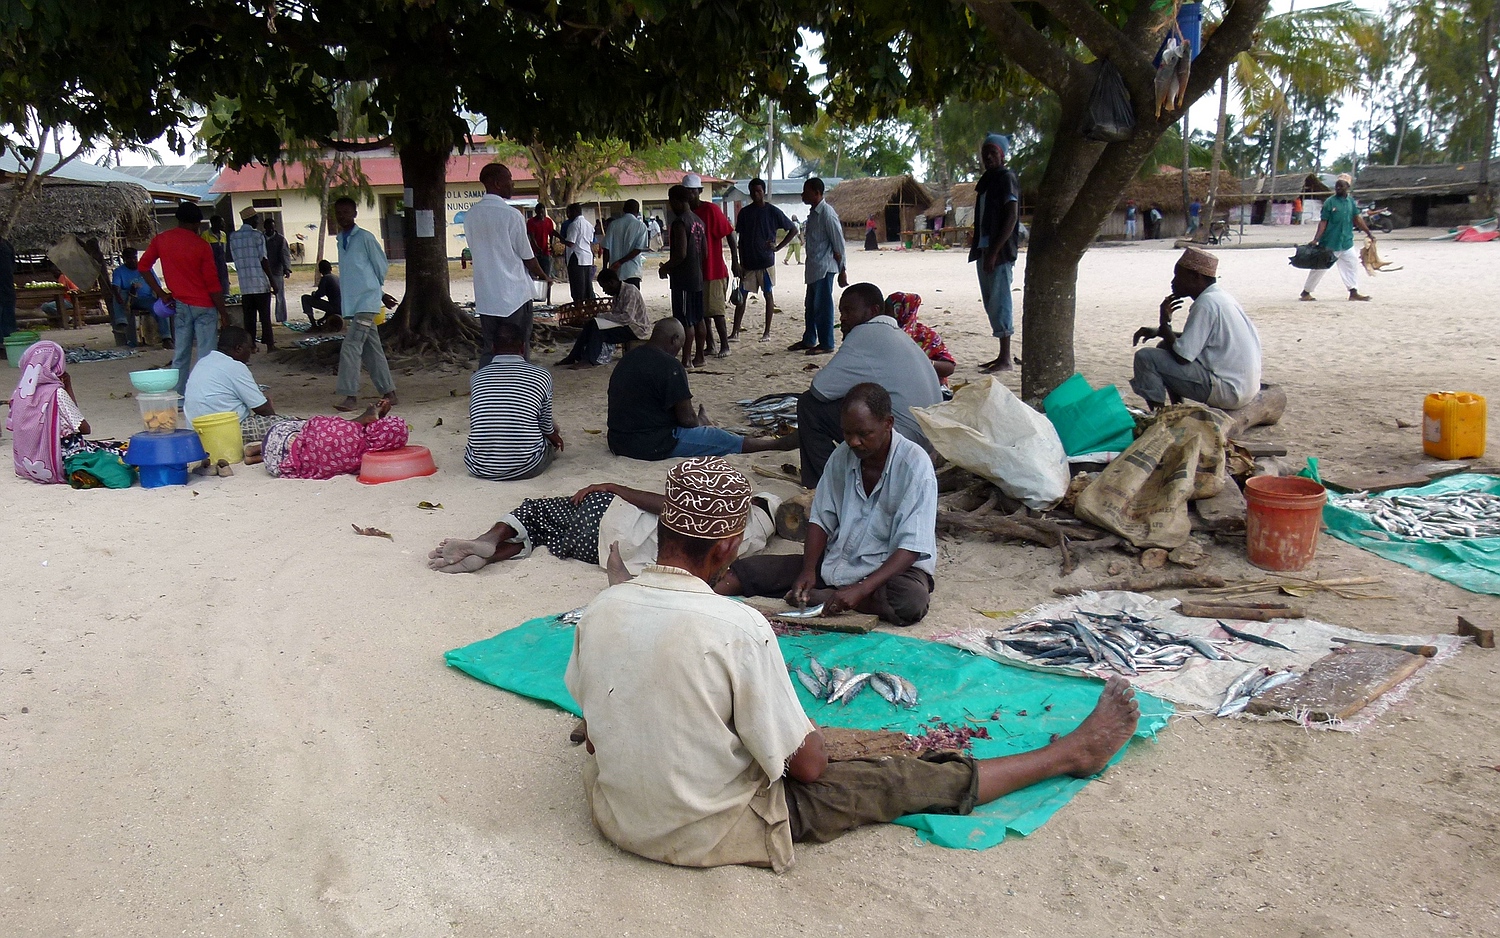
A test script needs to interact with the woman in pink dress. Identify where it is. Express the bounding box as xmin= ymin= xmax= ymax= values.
xmin=251 ymin=399 xmax=407 ymax=480
xmin=7 ymin=340 xmax=125 ymax=483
